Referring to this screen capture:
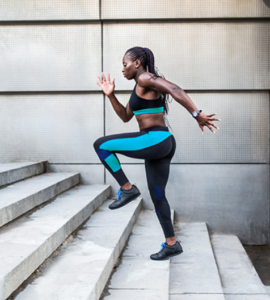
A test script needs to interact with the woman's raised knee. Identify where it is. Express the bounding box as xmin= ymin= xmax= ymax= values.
xmin=93 ymin=136 xmax=105 ymax=150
